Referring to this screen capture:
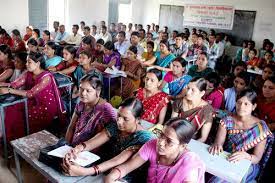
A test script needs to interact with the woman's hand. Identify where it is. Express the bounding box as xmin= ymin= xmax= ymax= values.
xmin=64 ymin=145 xmax=84 ymax=161
xmin=208 ymin=144 xmax=223 ymax=155
xmin=104 ymin=172 xmax=120 ymax=183
xmin=228 ymin=151 xmax=251 ymax=163
xmin=48 ymin=66 xmax=56 ymax=72
xmin=61 ymin=157 xmax=92 ymax=176
xmin=0 ymin=87 xmax=9 ymax=94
